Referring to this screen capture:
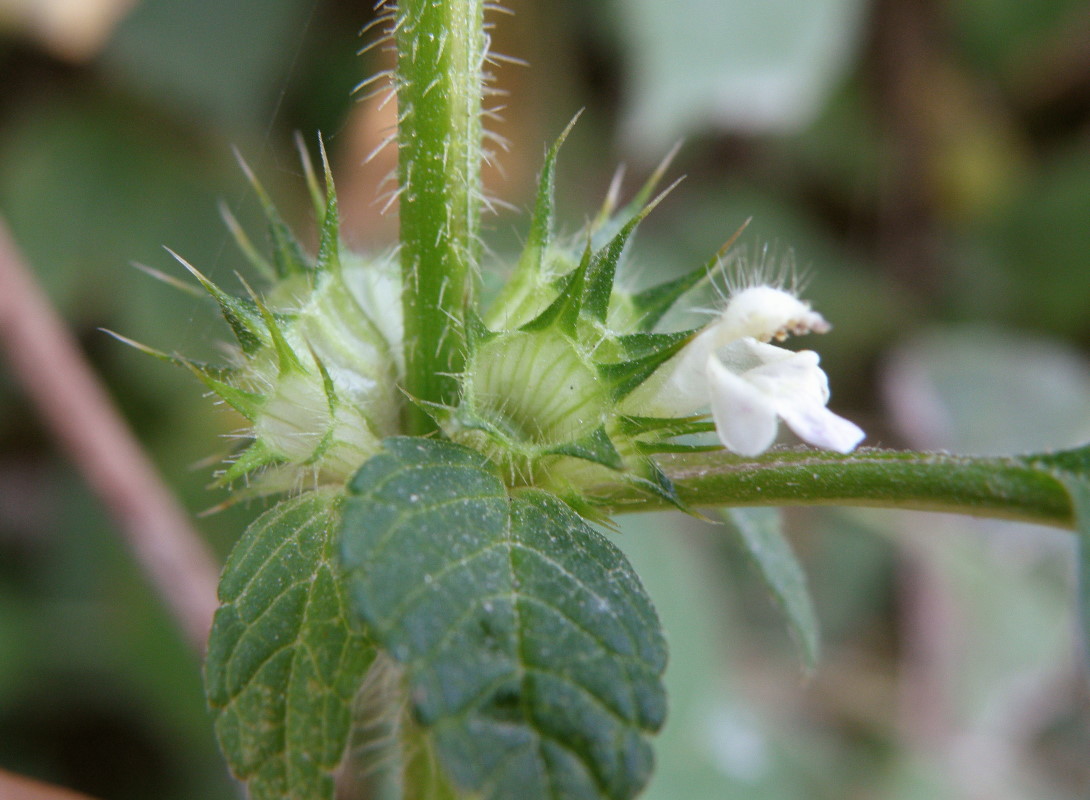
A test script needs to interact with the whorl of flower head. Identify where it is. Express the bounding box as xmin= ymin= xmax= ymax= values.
xmin=122 ymin=129 xmax=863 ymax=513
